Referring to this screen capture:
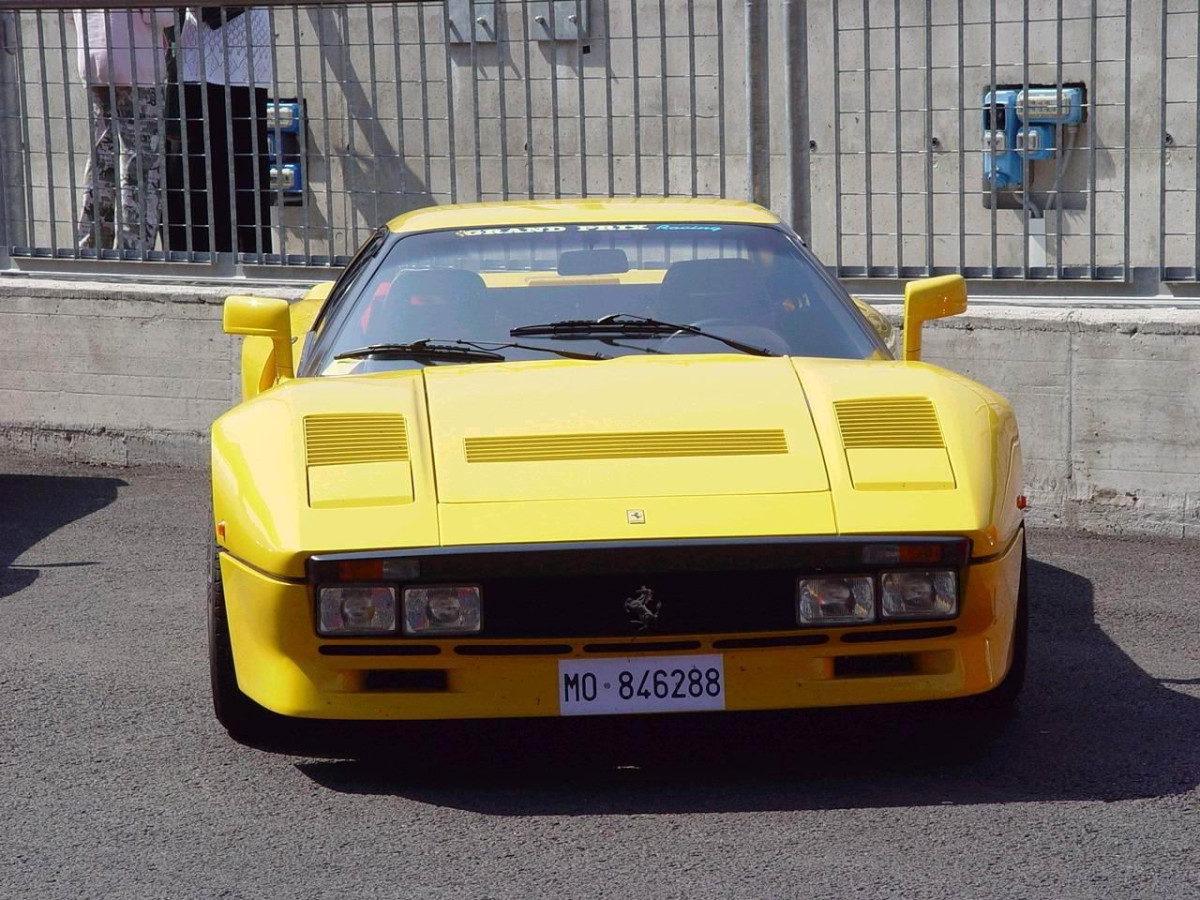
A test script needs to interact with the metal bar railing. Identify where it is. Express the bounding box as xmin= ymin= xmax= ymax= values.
xmin=0 ymin=0 xmax=1169 ymax=287
xmin=1088 ymin=0 xmax=1096 ymax=278
xmin=892 ymin=0 xmax=901 ymax=275
xmin=923 ymin=0 xmax=932 ymax=276
xmin=1159 ymin=0 xmax=1167 ymax=283
xmin=831 ymin=0 xmax=842 ymax=271
xmin=862 ymin=0 xmax=873 ymax=275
